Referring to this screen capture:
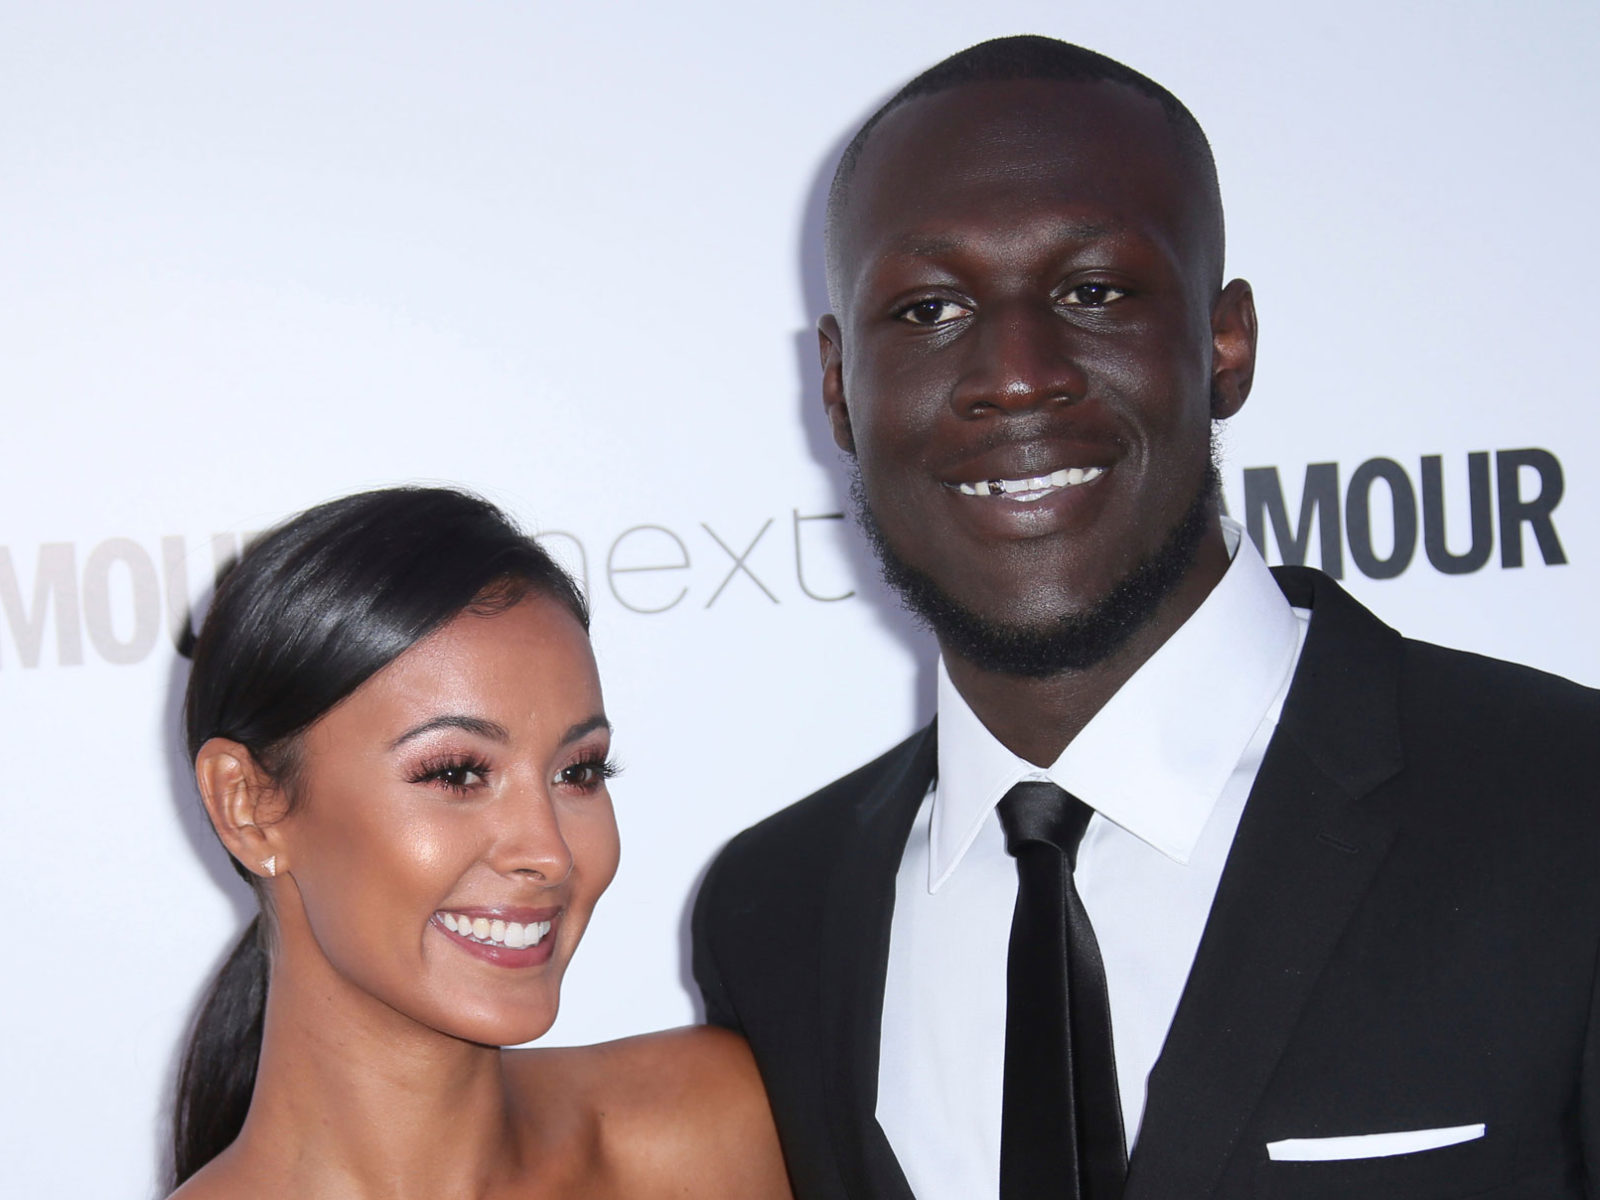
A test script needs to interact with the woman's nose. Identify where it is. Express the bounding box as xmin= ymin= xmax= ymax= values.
xmin=490 ymin=787 xmax=574 ymax=886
